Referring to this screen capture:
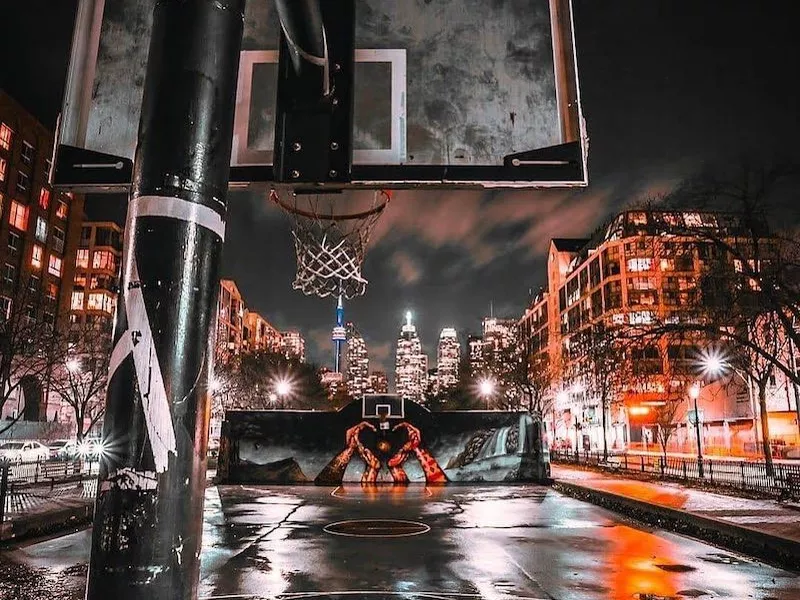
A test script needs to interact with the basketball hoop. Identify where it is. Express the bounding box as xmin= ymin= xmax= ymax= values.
xmin=269 ymin=188 xmax=391 ymax=298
